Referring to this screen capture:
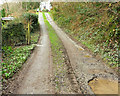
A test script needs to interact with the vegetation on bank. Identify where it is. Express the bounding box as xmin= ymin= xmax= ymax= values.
xmin=2 ymin=32 xmax=39 ymax=80
xmin=51 ymin=2 xmax=119 ymax=70
xmin=2 ymin=29 xmax=40 ymax=80
xmin=1 ymin=11 xmax=40 ymax=80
